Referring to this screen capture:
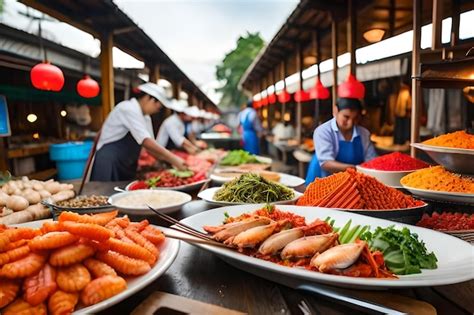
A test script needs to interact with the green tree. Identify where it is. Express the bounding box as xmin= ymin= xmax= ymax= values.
xmin=216 ymin=32 xmax=264 ymax=109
